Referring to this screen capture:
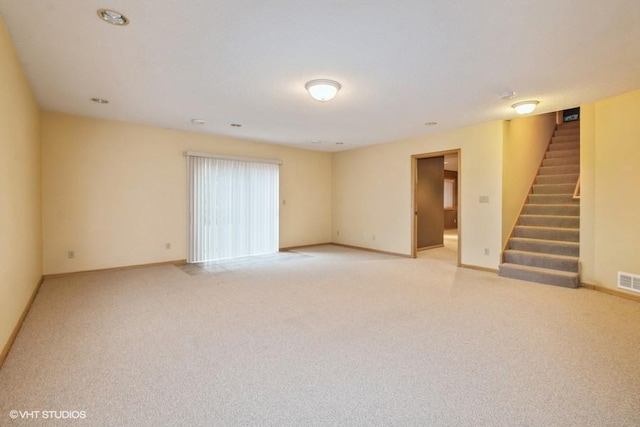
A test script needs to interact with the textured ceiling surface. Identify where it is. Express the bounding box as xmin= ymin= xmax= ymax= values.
xmin=1 ymin=1 xmax=639 ymax=151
